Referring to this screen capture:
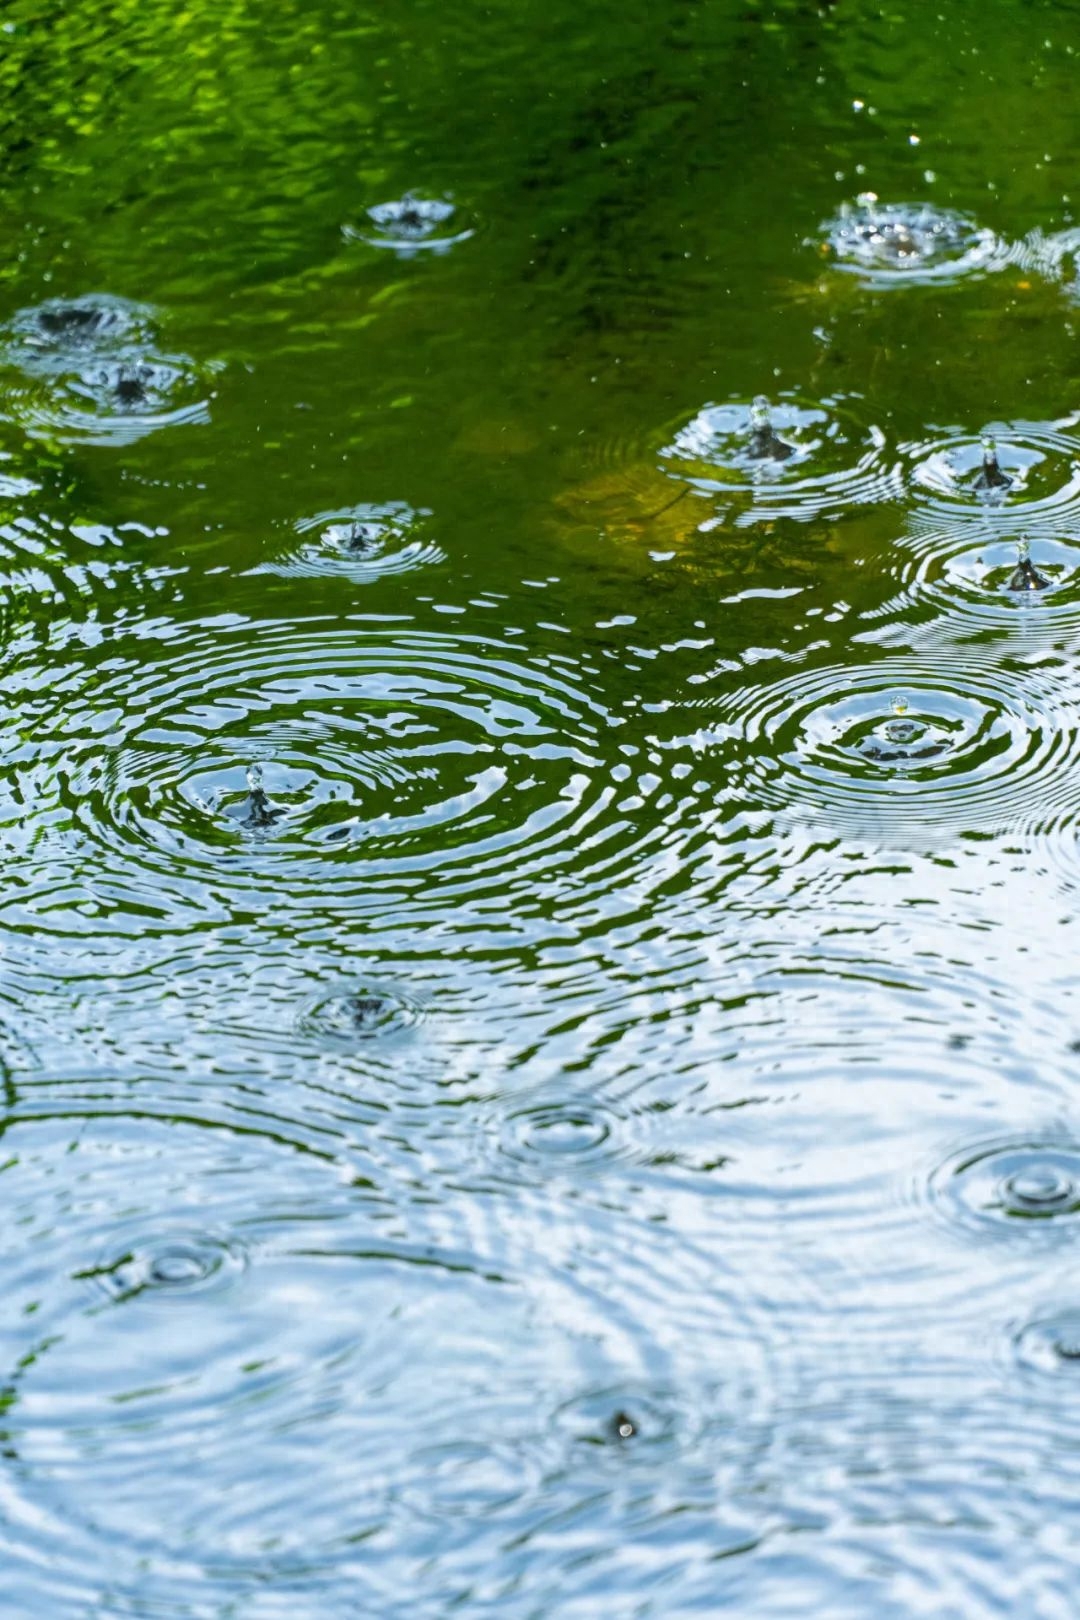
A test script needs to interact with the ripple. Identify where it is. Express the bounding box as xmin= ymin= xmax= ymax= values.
xmin=818 ymin=195 xmax=1006 ymax=286
xmin=874 ymin=529 xmax=1080 ymax=630
xmin=342 ymin=192 xmax=474 ymax=256
xmin=11 ymin=293 xmax=153 ymax=348
xmin=259 ymin=501 xmax=445 ymax=580
xmin=3 ymin=1253 xmax=553 ymax=1597
xmin=903 ymin=419 xmax=1080 ymax=536
xmin=735 ymin=1356 xmax=1080 ymax=1620
xmin=395 ymin=1436 xmax=546 ymax=1523
xmin=76 ymin=1230 xmax=247 ymax=1303
xmin=926 ymin=1137 xmax=1080 ymax=1235
xmin=1028 ymin=223 xmax=1080 ymax=300
xmin=0 ymin=1109 xmax=340 ymax=1353
xmin=0 ymin=293 xmax=219 ymax=445
xmin=552 ymin=1386 xmax=683 ymax=1455
xmin=659 ymin=392 xmax=902 ymax=525
xmin=498 ymin=1092 xmax=636 ymax=1179
xmin=297 ymin=981 xmax=424 ymax=1043
xmin=1012 ymin=1310 xmax=1080 ymax=1380
xmin=0 ymin=619 xmax=614 ymax=933
xmin=669 ymin=658 xmax=1080 ymax=845
xmin=0 ymin=1110 xmax=770 ymax=1612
